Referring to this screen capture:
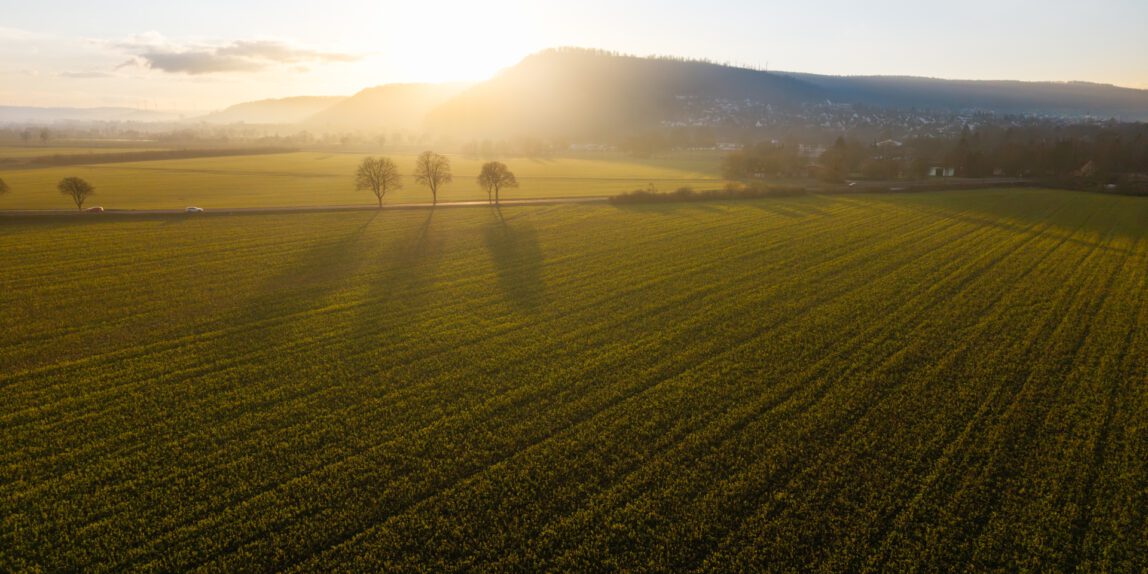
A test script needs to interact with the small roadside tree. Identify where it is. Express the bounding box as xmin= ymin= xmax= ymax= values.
xmin=0 ymin=177 xmax=9 ymax=196
xmin=58 ymin=177 xmax=94 ymax=211
xmin=354 ymin=156 xmax=402 ymax=208
xmin=477 ymin=161 xmax=519 ymax=205
xmin=413 ymin=151 xmax=452 ymax=205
